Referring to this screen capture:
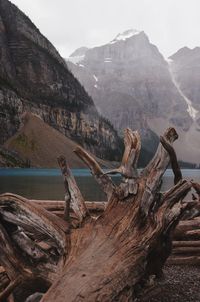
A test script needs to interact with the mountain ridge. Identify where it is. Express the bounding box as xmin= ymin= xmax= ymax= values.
xmin=0 ymin=0 xmax=122 ymax=162
xmin=66 ymin=29 xmax=199 ymax=164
